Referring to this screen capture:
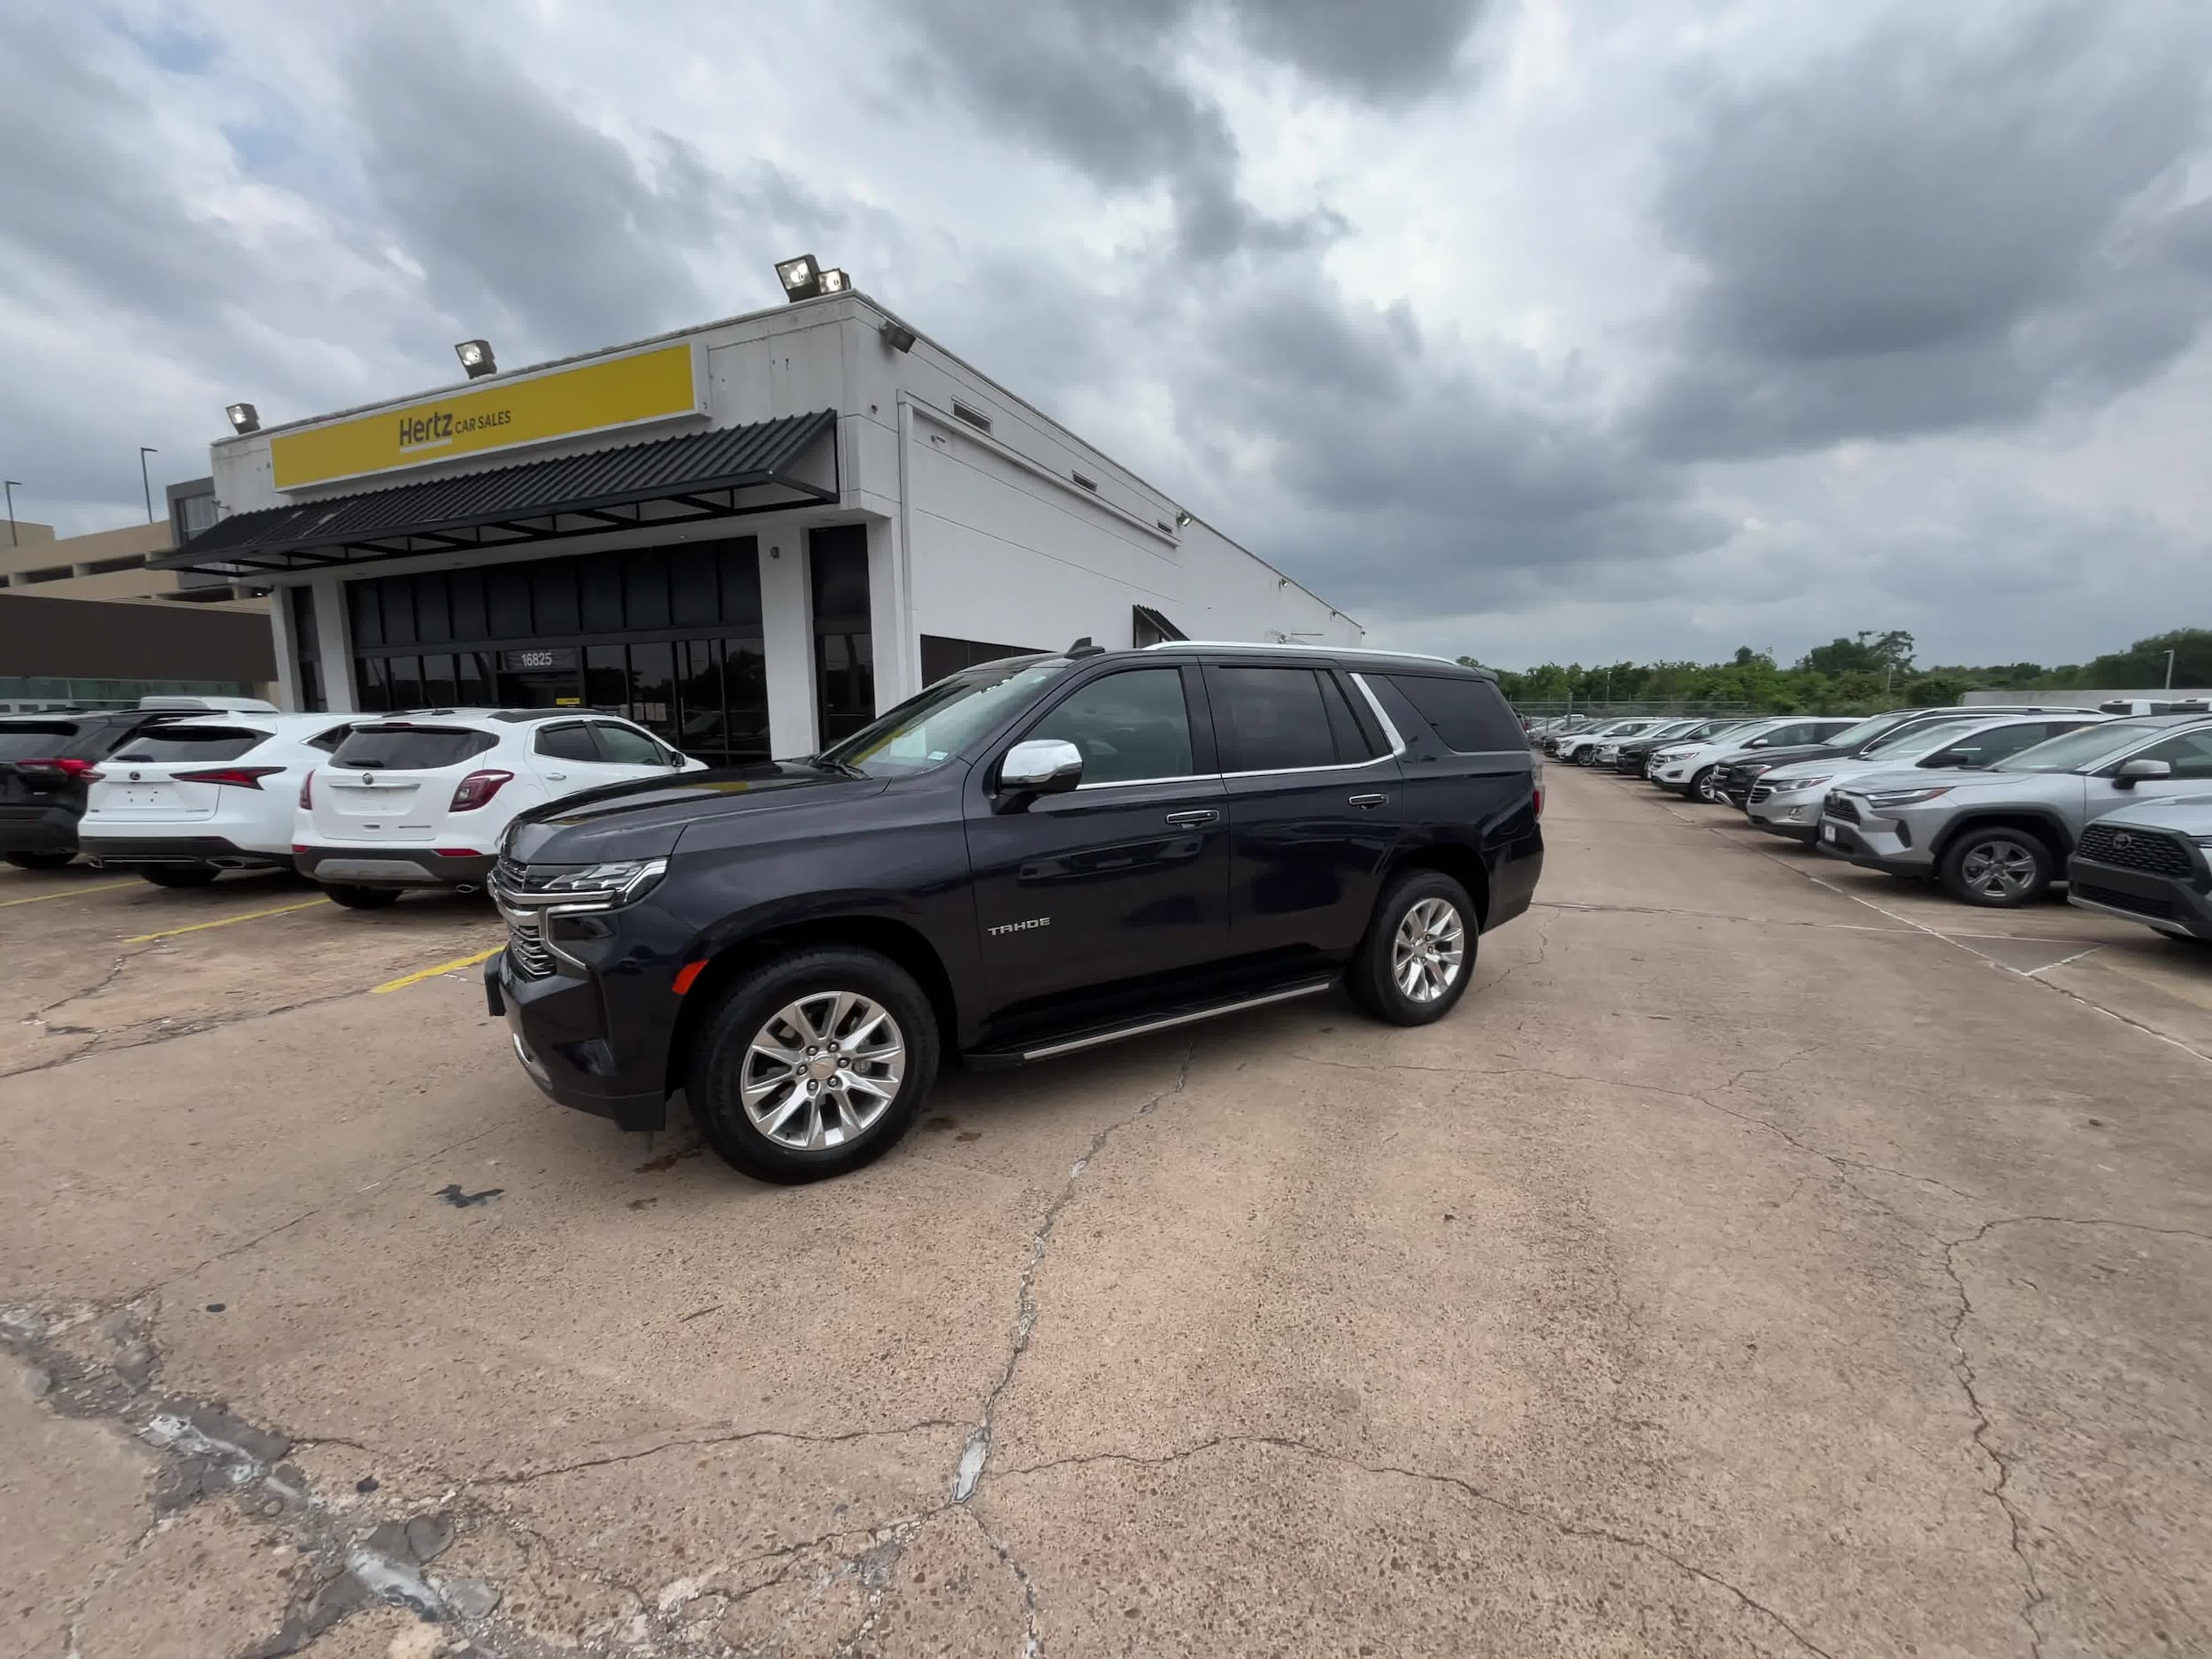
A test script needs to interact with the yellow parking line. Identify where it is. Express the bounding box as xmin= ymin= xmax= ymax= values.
xmin=123 ymin=897 xmax=330 ymax=942
xmin=0 ymin=879 xmax=140 ymax=908
xmin=373 ymin=945 xmax=503 ymax=995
